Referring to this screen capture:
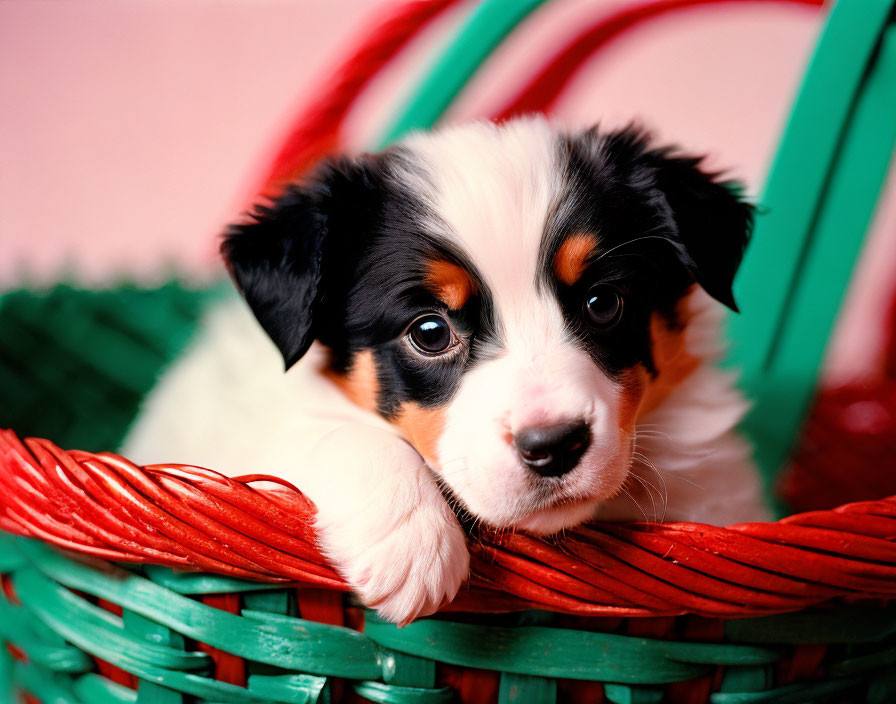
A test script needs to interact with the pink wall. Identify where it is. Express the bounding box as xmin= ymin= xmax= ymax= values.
xmin=1 ymin=0 xmax=893 ymax=379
